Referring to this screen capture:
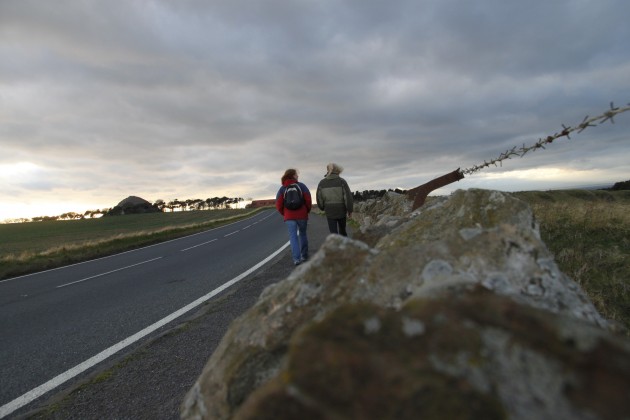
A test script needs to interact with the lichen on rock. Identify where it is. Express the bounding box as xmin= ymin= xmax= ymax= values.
xmin=182 ymin=189 xmax=630 ymax=420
